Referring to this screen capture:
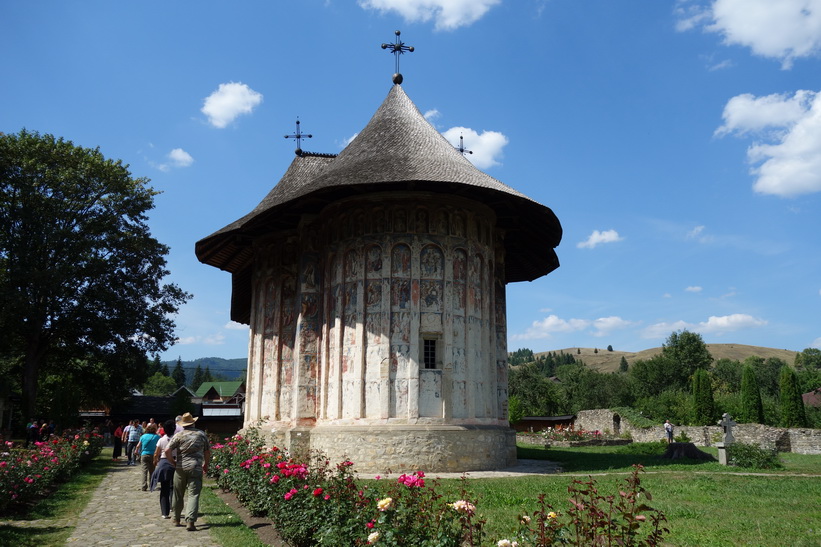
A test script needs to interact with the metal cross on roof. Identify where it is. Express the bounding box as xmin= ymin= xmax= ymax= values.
xmin=381 ymin=30 xmax=414 ymax=85
xmin=284 ymin=118 xmax=313 ymax=156
xmin=456 ymin=134 xmax=473 ymax=156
